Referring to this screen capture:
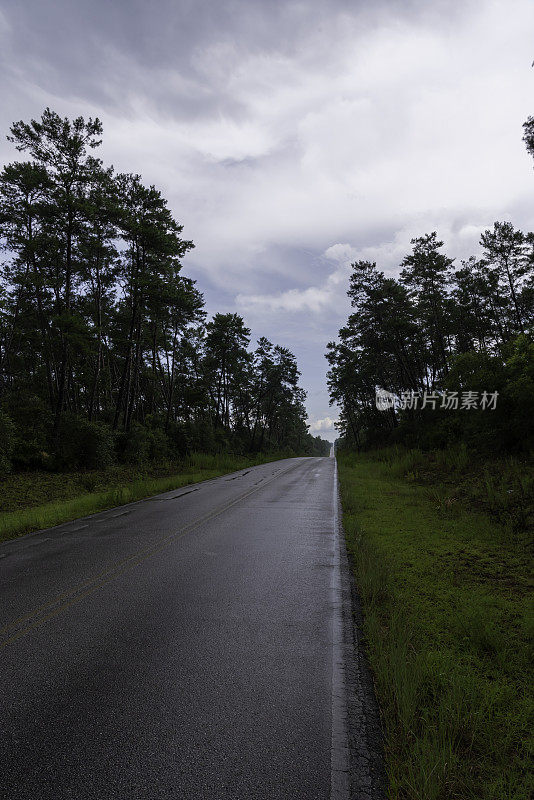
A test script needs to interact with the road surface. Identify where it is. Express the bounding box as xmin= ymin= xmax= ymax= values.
xmin=0 ymin=456 xmax=383 ymax=799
